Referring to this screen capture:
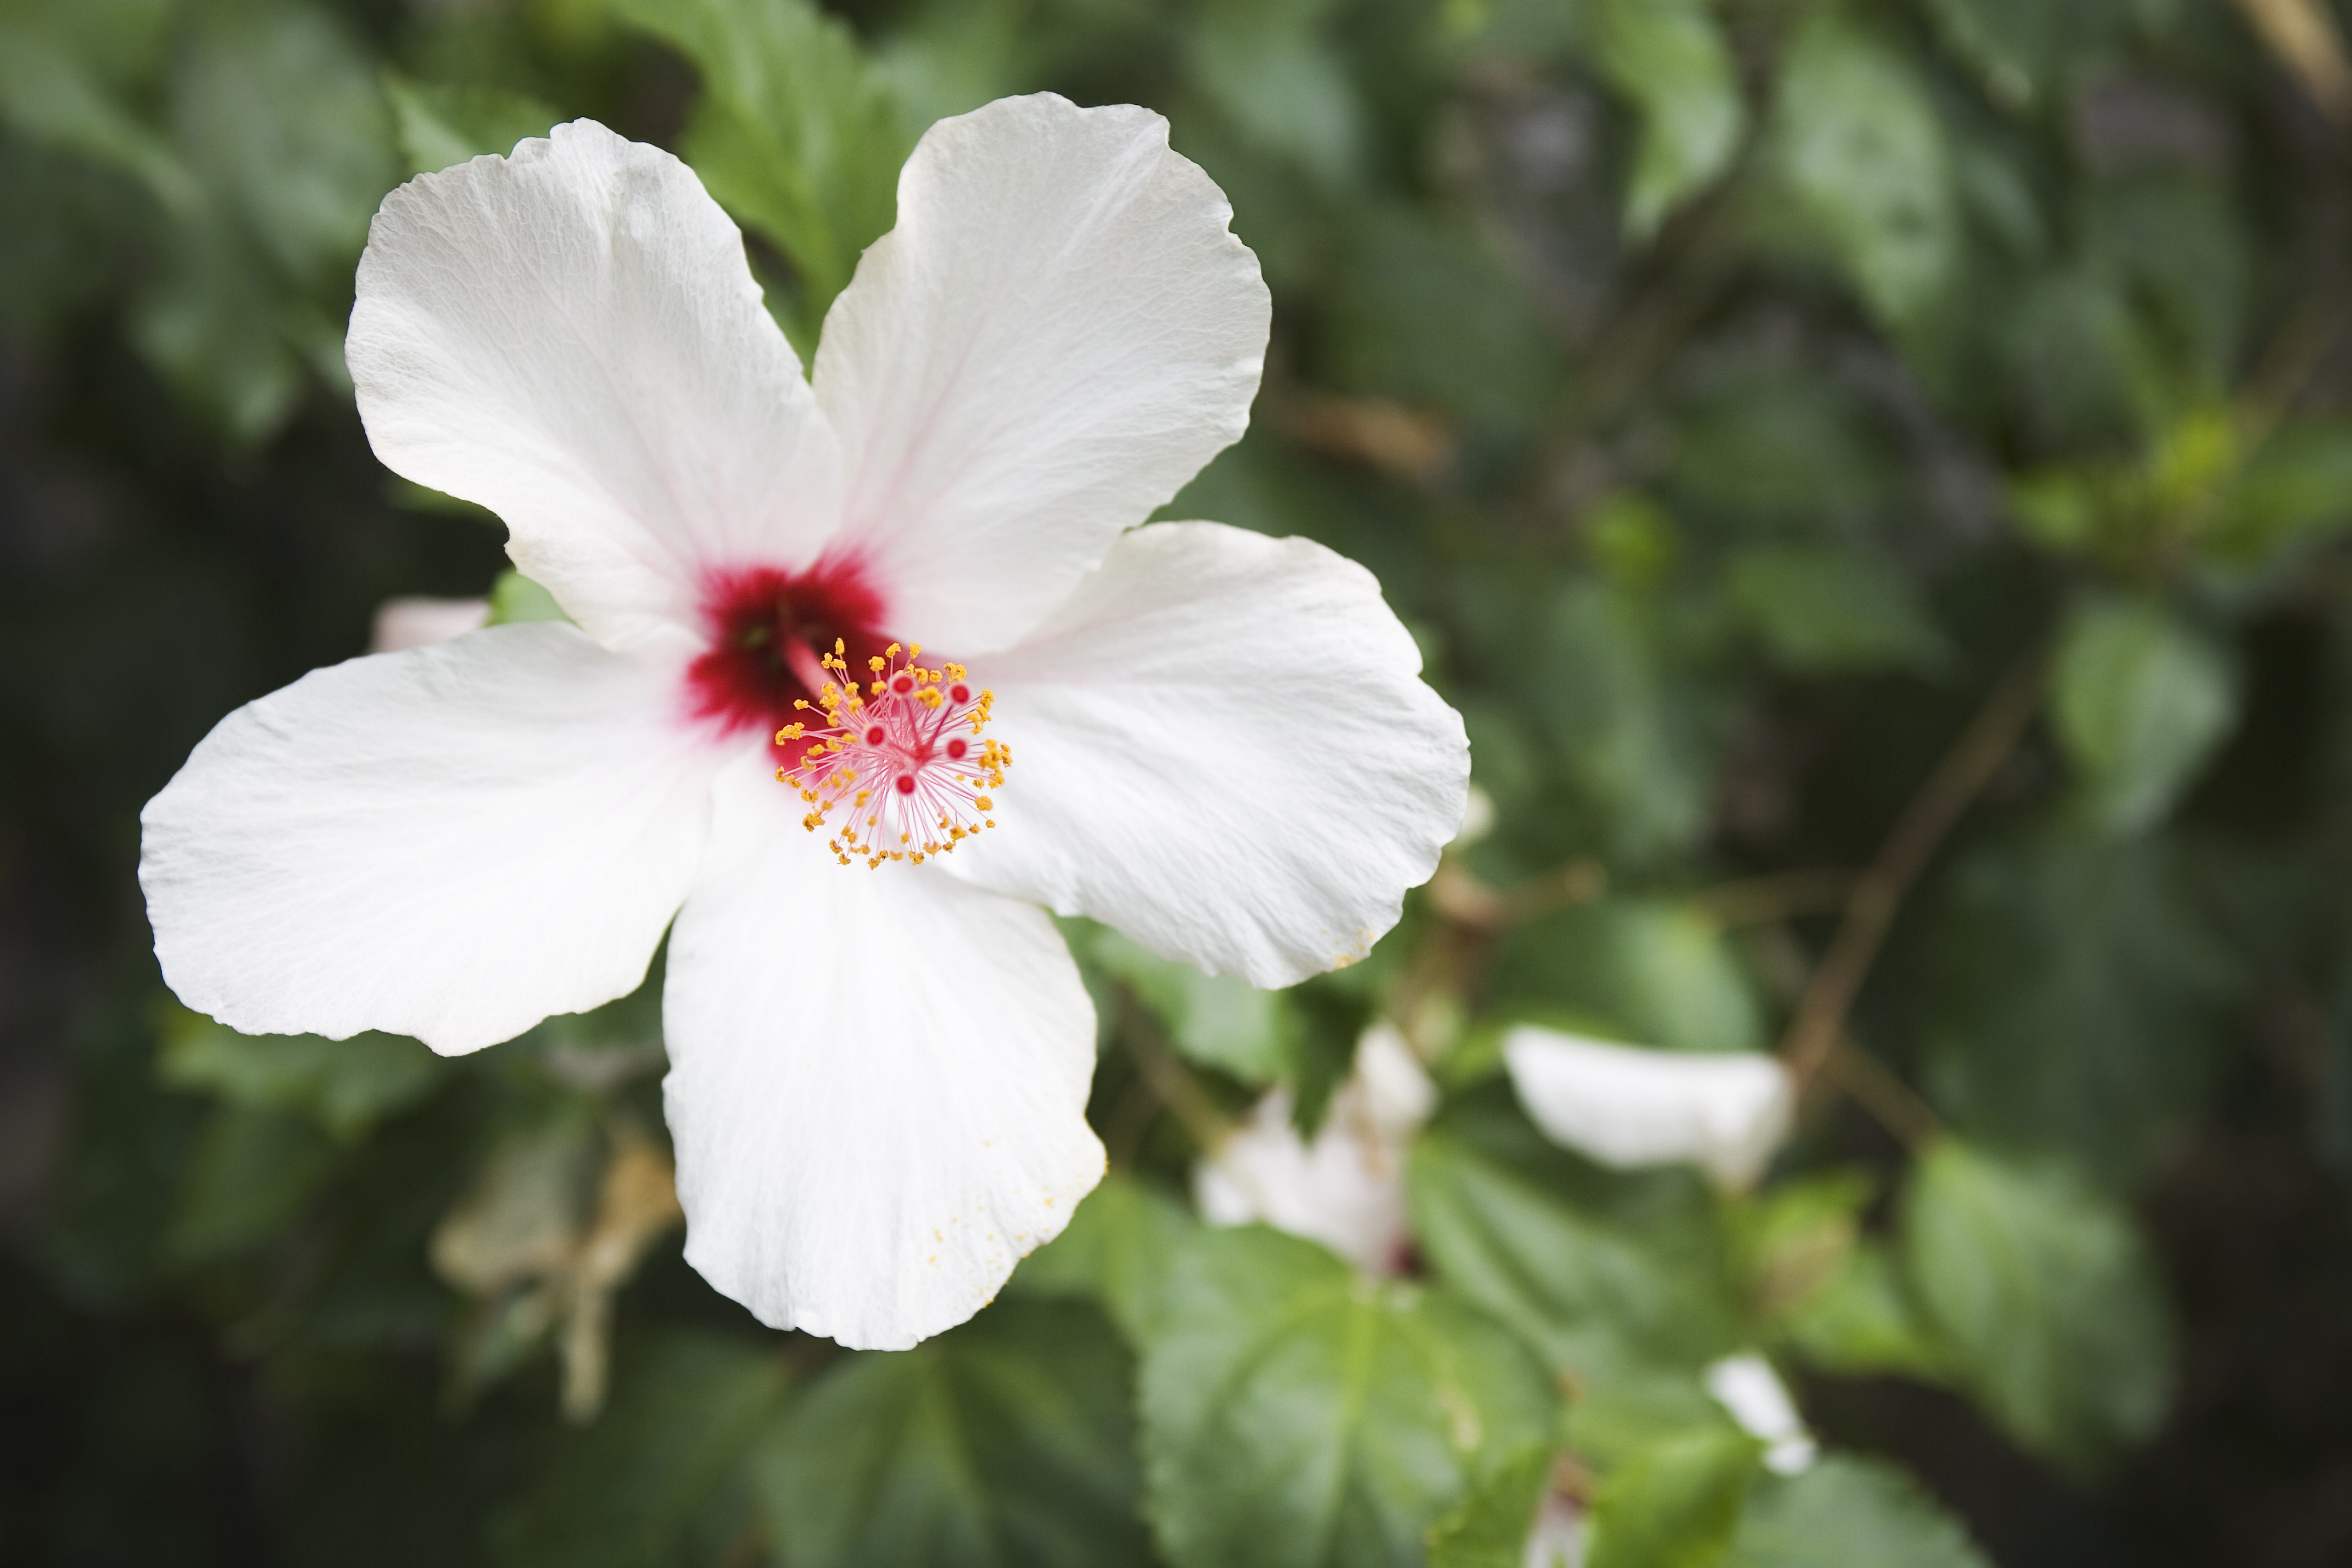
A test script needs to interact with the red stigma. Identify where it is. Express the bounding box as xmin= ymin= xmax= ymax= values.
xmin=865 ymin=725 xmax=885 ymax=745
xmin=687 ymin=561 xmax=887 ymax=739
xmin=946 ymin=738 xmax=967 ymax=759
xmin=892 ymin=674 xmax=914 ymax=694
xmin=950 ymin=683 xmax=970 ymax=703
xmin=895 ymin=775 xmax=916 ymax=794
